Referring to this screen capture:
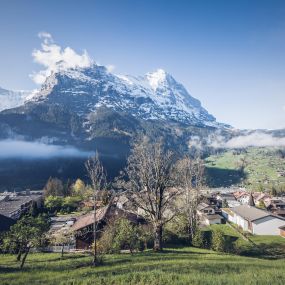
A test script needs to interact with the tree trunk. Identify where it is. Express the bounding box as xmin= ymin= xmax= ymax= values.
xmin=61 ymin=245 xmax=64 ymax=258
xmin=144 ymin=240 xmax=148 ymax=251
xmin=153 ymin=224 xmax=163 ymax=251
xmin=93 ymin=200 xmax=97 ymax=266
xmin=16 ymin=249 xmax=22 ymax=261
xmin=20 ymin=247 xmax=30 ymax=269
